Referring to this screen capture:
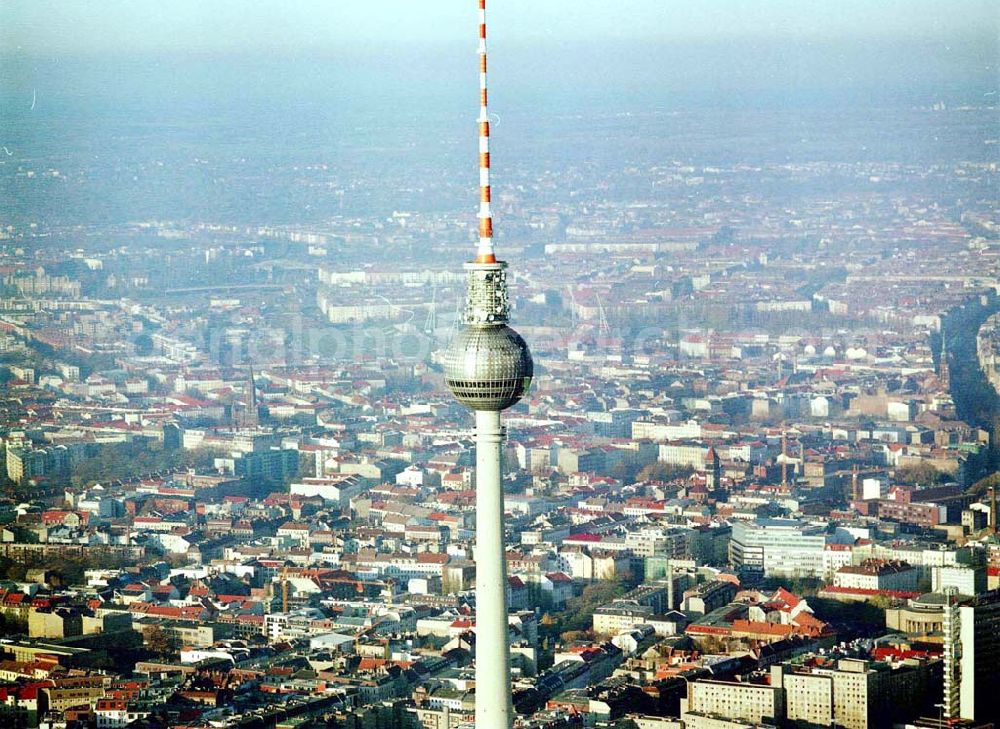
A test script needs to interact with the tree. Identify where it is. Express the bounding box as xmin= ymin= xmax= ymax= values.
xmin=970 ymin=471 xmax=1000 ymax=496
xmin=133 ymin=334 xmax=154 ymax=355
xmin=144 ymin=624 xmax=178 ymax=656
xmin=894 ymin=463 xmax=947 ymax=487
xmin=863 ymin=594 xmax=894 ymax=611
xmin=70 ymin=441 xmax=227 ymax=487
xmin=0 ymin=612 xmax=28 ymax=635
xmin=298 ymin=450 xmax=317 ymax=478
xmin=557 ymin=576 xmax=629 ymax=633
xmin=5 ymin=560 xmax=28 ymax=582
xmin=758 ymin=577 xmax=823 ymax=597
xmin=0 ymin=551 xmax=129 ymax=589
xmin=637 ymin=462 xmax=694 ymax=482
xmin=609 ymin=460 xmax=641 ymax=483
